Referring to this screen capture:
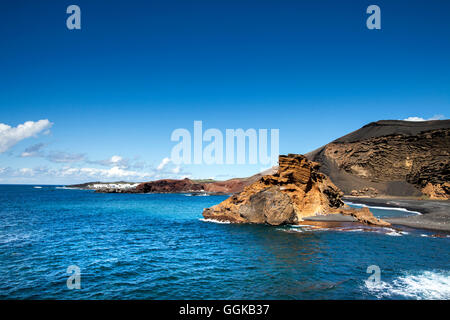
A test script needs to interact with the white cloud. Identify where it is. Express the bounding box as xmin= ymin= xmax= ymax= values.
xmin=157 ymin=157 xmax=171 ymax=171
xmin=154 ymin=157 xmax=190 ymax=179
xmin=21 ymin=152 xmax=34 ymax=157
xmin=20 ymin=144 xmax=86 ymax=164
xmin=429 ymin=114 xmax=445 ymax=120
xmin=0 ymin=163 xmax=195 ymax=183
xmin=60 ymin=166 xmax=153 ymax=180
xmin=110 ymin=155 xmax=123 ymax=163
xmin=19 ymin=168 xmax=34 ymax=175
xmin=86 ymin=155 xmax=130 ymax=168
xmin=1 ymin=156 xmax=191 ymax=183
xmin=21 ymin=143 xmax=46 ymax=157
xmin=0 ymin=165 xmax=154 ymax=182
xmin=172 ymin=166 xmax=181 ymax=174
xmin=46 ymin=151 xmax=86 ymax=163
xmin=15 ymin=137 xmax=144 ymax=172
xmin=0 ymin=120 xmax=53 ymax=153
xmin=403 ymin=115 xmax=445 ymax=122
xmin=403 ymin=117 xmax=426 ymax=122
